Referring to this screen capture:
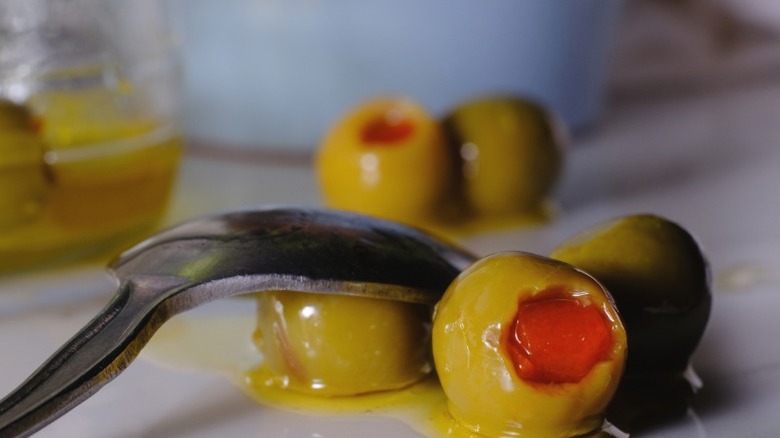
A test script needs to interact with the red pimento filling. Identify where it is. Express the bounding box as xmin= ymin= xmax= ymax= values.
xmin=505 ymin=287 xmax=613 ymax=384
xmin=361 ymin=109 xmax=415 ymax=144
